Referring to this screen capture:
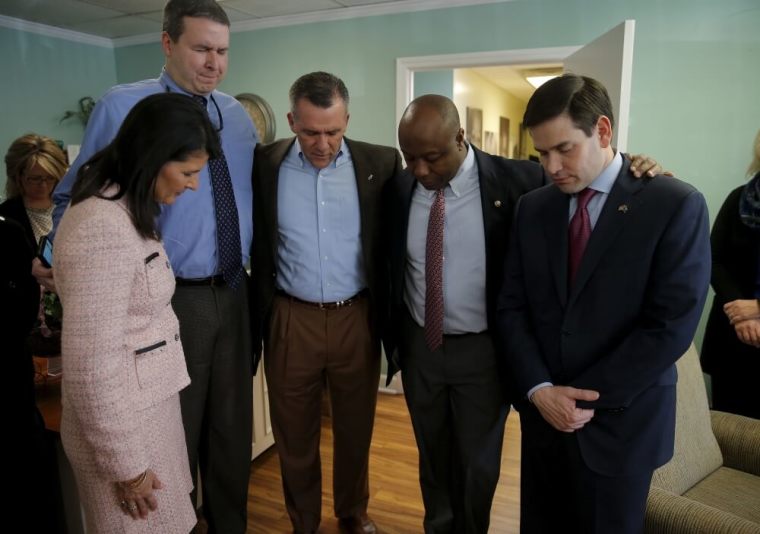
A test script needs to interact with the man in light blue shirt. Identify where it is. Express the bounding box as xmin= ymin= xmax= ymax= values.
xmin=250 ymin=72 xmax=402 ymax=534
xmin=386 ymin=95 xmax=547 ymax=533
xmin=39 ymin=2 xmax=256 ymax=532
